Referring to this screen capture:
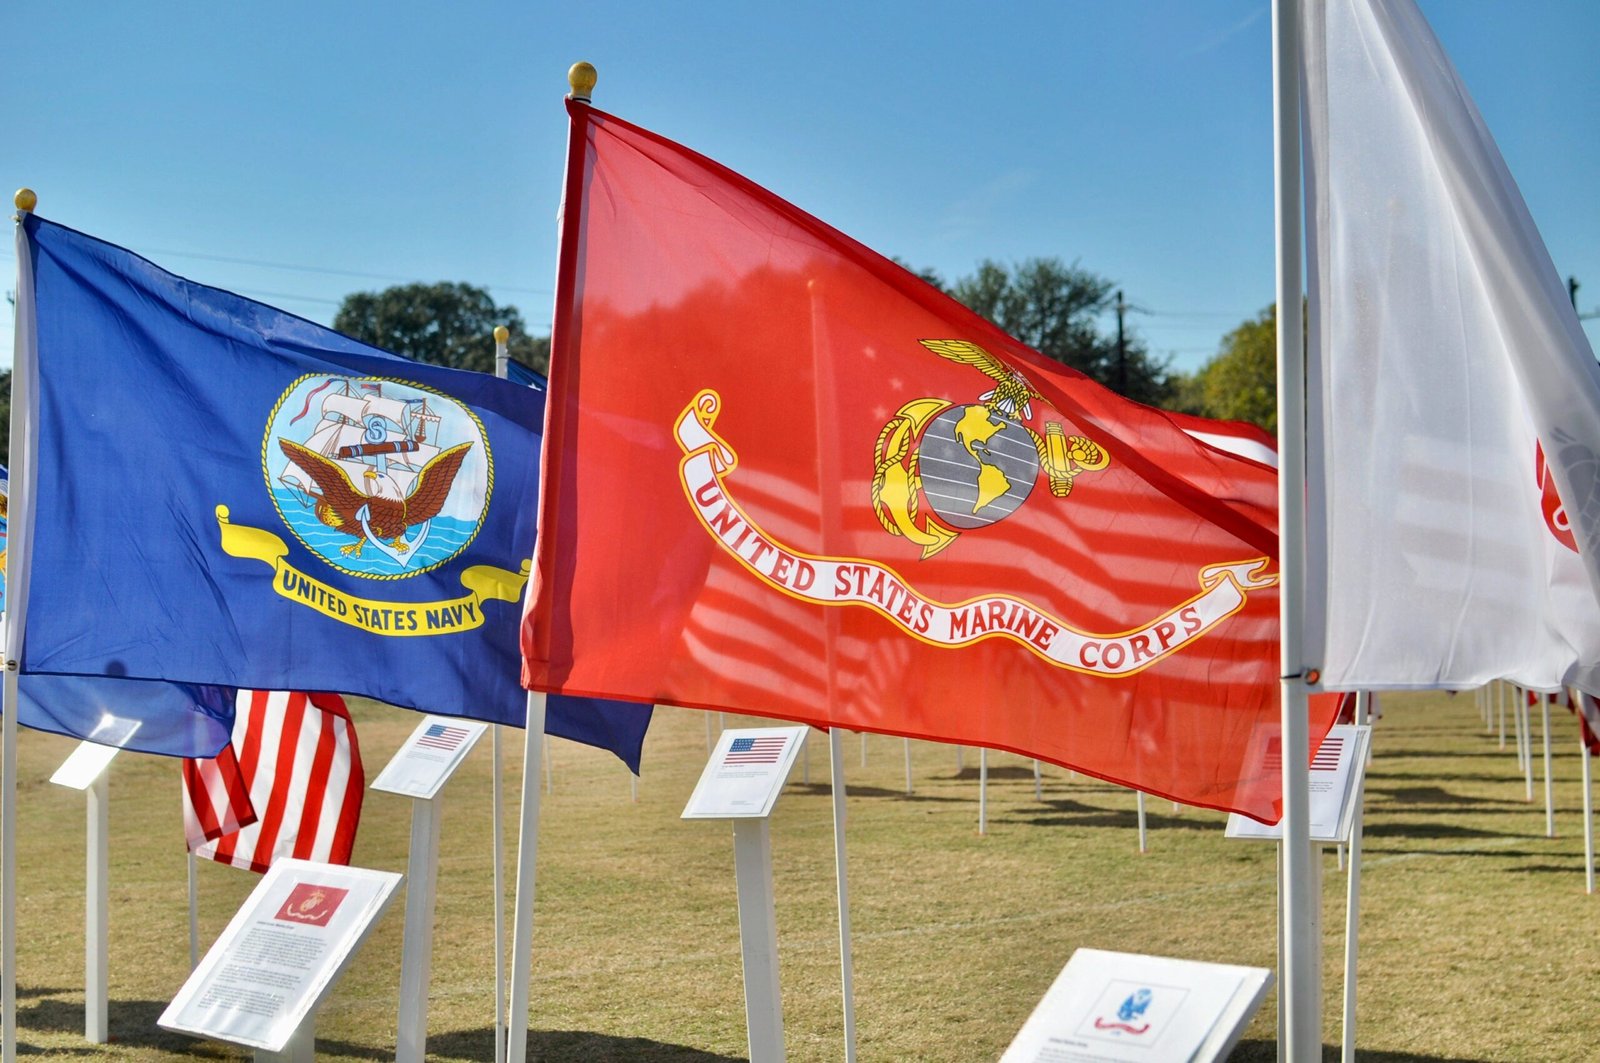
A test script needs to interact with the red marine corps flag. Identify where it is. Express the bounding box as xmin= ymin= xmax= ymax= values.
xmin=523 ymin=99 xmax=1335 ymax=821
